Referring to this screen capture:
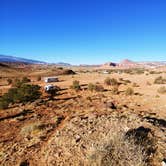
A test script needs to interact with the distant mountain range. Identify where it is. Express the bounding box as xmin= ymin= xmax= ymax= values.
xmin=0 ymin=55 xmax=46 ymax=64
xmin=0 ymin=55 xmax=73 ymax=66
xmin=102 ymin=59 xmax=166 ymax=68
xmin=0 ymin=55 xmax=165 ymax=68
xmin=54 ymin=62 xmax=71 ymax=66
